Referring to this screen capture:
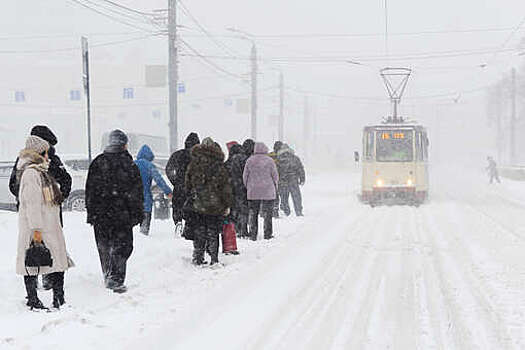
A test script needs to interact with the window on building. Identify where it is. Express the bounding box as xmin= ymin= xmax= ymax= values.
xmin=70 ymin=90 xmax=81 ymax=101
xmin=123 ymin=88 xmax=134 ymax=99
xmin=14 ymin=91 xmax=25 ymax=102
